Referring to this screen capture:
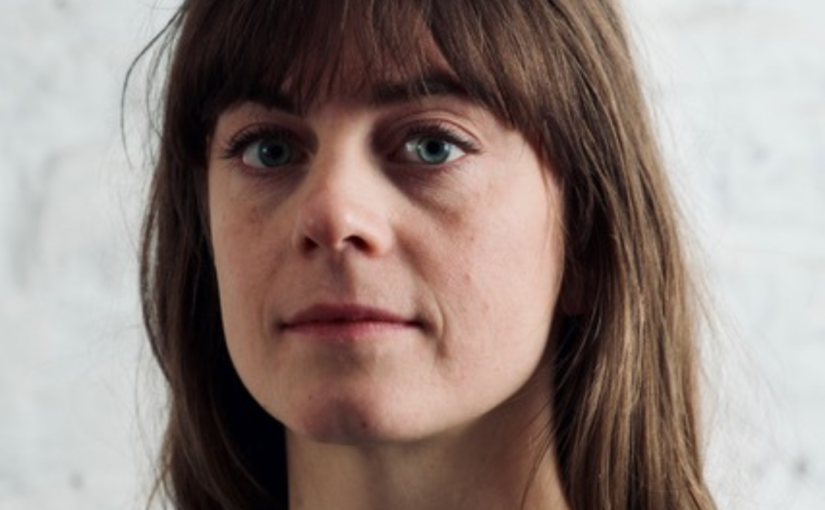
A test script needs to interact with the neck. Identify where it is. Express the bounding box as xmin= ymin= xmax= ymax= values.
xmin=285 ymin=375 xmax=570 ymax=510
